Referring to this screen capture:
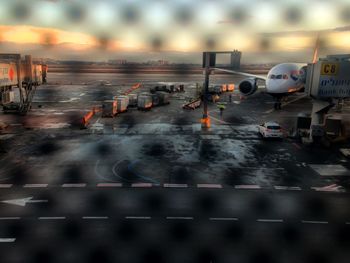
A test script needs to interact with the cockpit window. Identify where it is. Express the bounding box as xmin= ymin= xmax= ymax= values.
xmin=275 ymin=74 xmax=282 ymax=79
xmin=269 ymin=74 xmax=288 ymax=80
